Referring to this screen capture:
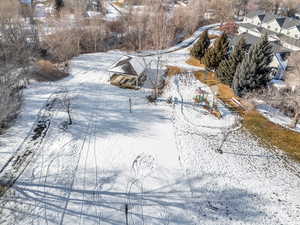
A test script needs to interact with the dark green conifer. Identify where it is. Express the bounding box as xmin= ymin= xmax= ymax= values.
xmin=233 ymin=34 xmax=273 ymax=97
xmin=203 ymin=33 xmax=230 ymax=71
xmin=217 ymin=37 xmax=247 ymax=86
xmin=190 ymin=30 xmax=210 ymax=60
